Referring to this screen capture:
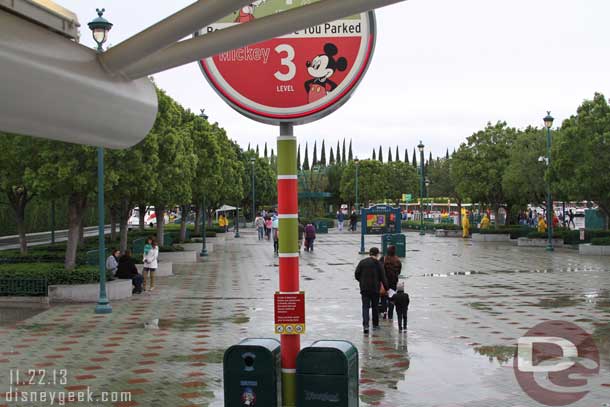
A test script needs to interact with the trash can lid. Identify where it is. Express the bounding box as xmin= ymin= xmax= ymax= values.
xmin=297 ymin=340 xmax=358 ymax=375
xmin=239 ymin=338 xmax=281 ymax=353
